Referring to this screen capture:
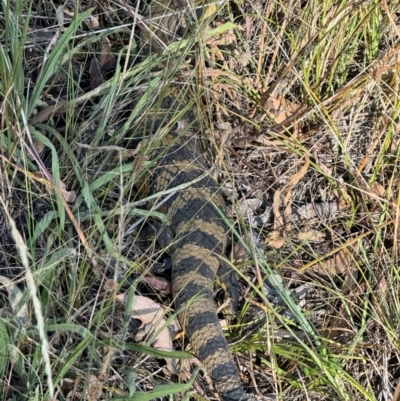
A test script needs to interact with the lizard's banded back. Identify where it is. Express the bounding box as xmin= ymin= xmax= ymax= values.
xmin=140 ymin=1 xmax=245 ymax=399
